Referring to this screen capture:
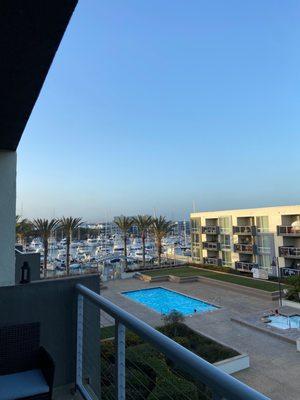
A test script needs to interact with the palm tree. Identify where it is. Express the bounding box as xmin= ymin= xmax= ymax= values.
xmin=16 ymin=218 xmax=33 ymax=246
xmin=32 ymin=219 xmax=59 ymax=273
xmin=132 ymin=215 xmax=152 ymax=269
xmin=151 ymin=216 xmax=174 ymax=268
xmin=59 ymin=217 xmax=82 ymax=274
xmin=114 ymin=216 xmax=133 ymax=271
